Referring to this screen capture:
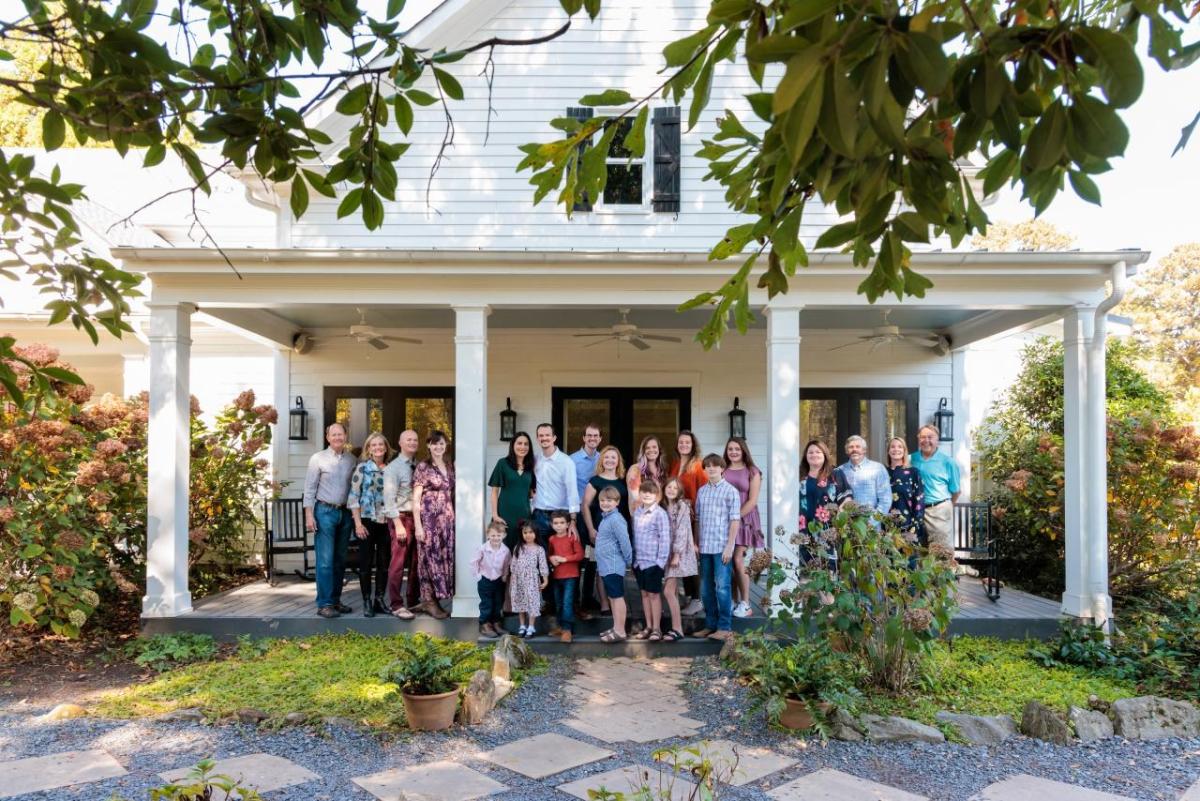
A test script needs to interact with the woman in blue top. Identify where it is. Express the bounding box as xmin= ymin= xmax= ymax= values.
xmin=348 ymin=431 xmax=393 ymax=617
xmin=797 ymin=440 xmax=851 ymax=567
